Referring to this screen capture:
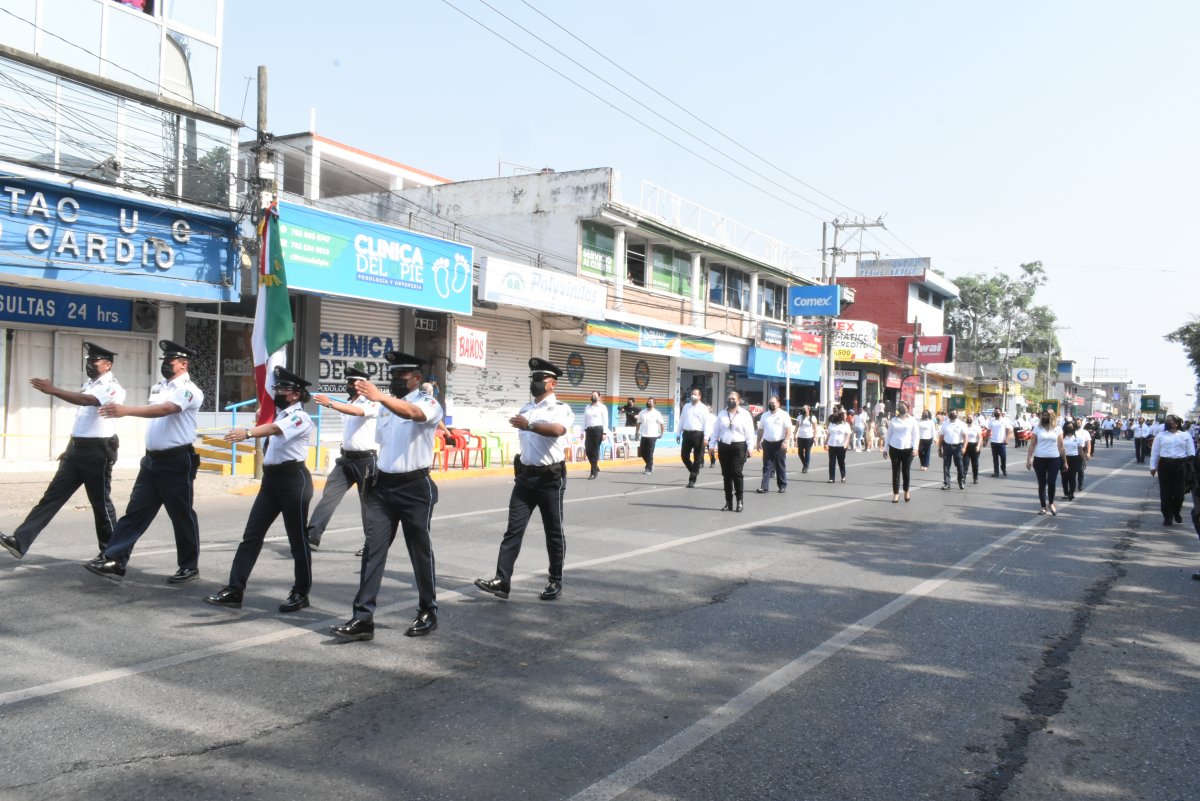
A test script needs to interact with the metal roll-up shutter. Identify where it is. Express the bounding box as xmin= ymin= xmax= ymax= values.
xmin=548 ymin=341 xmax=609 ymax=422
xmin=318 ymin=298 xmax=402 ymax=441
xmin=619 ymin=350 xmax=671 ymax=409
xmin=447 ymin=314 xmax=533 ymax=431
